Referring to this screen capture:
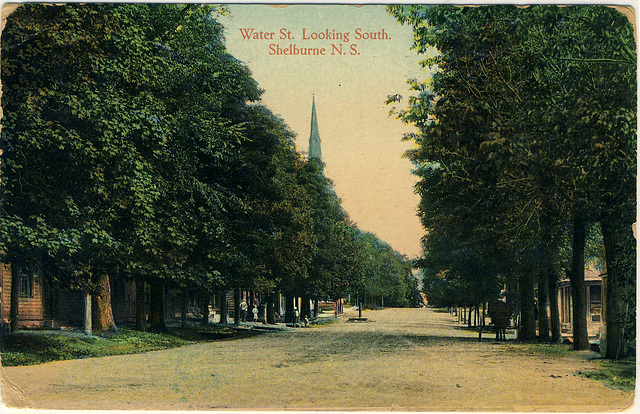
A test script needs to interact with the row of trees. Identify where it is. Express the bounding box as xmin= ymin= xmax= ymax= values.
xmin=0 ymin=4 xmax=419 ymax=333
xmin=387 ymin=5 xmax=635 ymax=358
